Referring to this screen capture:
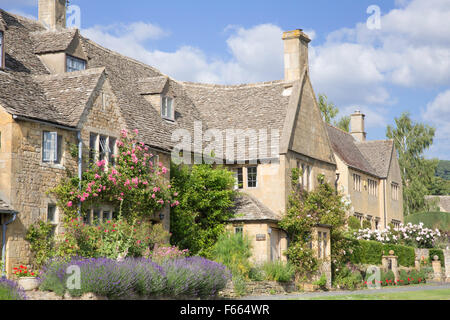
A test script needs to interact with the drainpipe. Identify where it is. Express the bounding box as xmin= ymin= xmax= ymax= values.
xmin=1 ymin=212 xmax=18 ymax=278
xmin=77 ymin=131 xmax=83 ymax=217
